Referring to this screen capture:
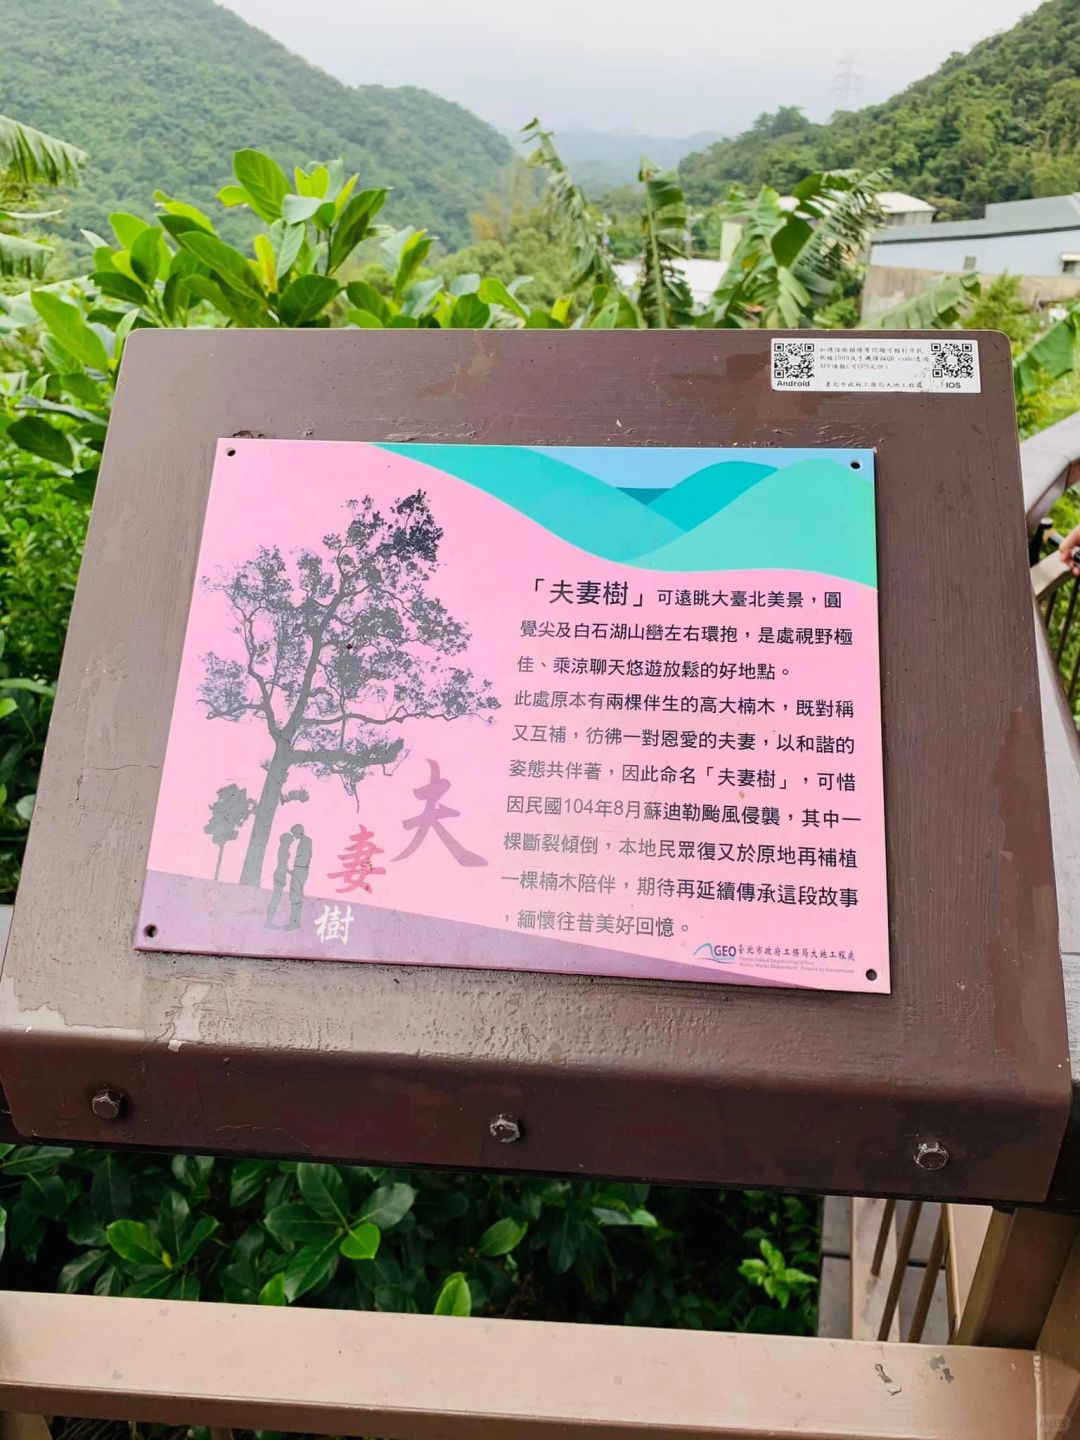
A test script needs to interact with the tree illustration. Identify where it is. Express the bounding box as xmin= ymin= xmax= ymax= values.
xmin=204 ymin=783 xmax=256 ymax=880
xmin=199 ymin=491 xmax=498 ymax=887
